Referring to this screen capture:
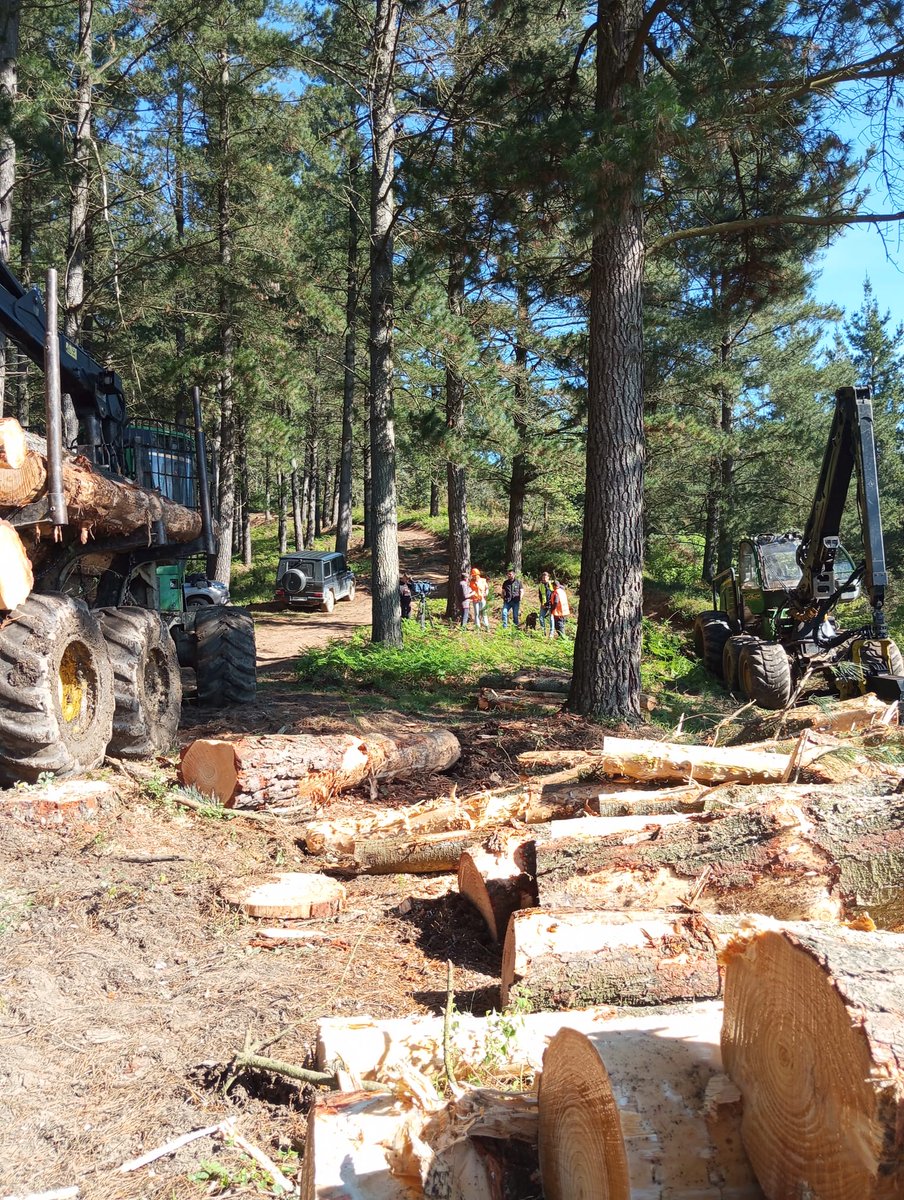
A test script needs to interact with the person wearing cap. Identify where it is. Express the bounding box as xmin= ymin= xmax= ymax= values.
xmin=470 ymin=567 xmax=490 ymax=631
xmin=501 ymin=567 xmax=522 ymax=630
